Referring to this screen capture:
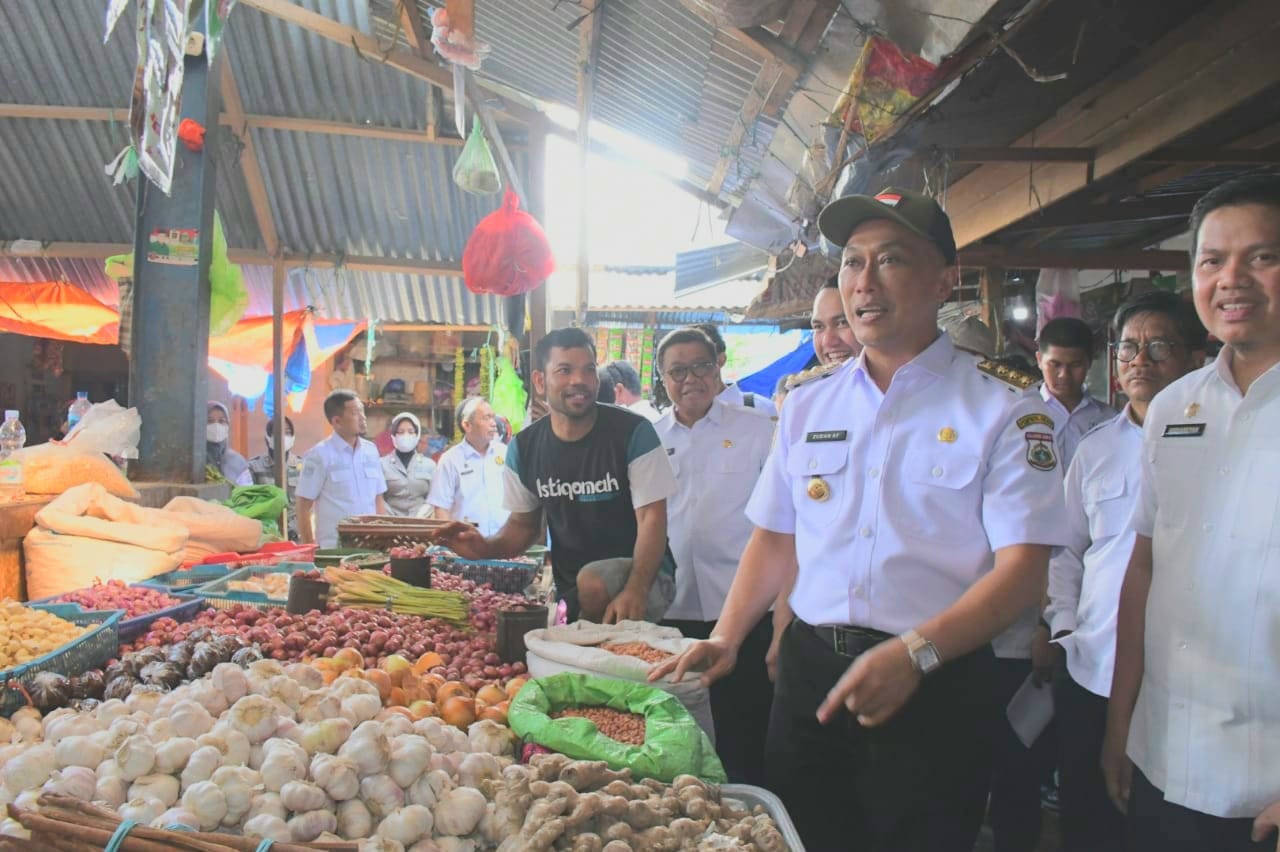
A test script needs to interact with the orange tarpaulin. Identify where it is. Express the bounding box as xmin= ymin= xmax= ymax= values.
xmin=0 ymin=281 xmax=120 ymax=345
xmin=207 ymin=310 xmax=366 ymax=371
